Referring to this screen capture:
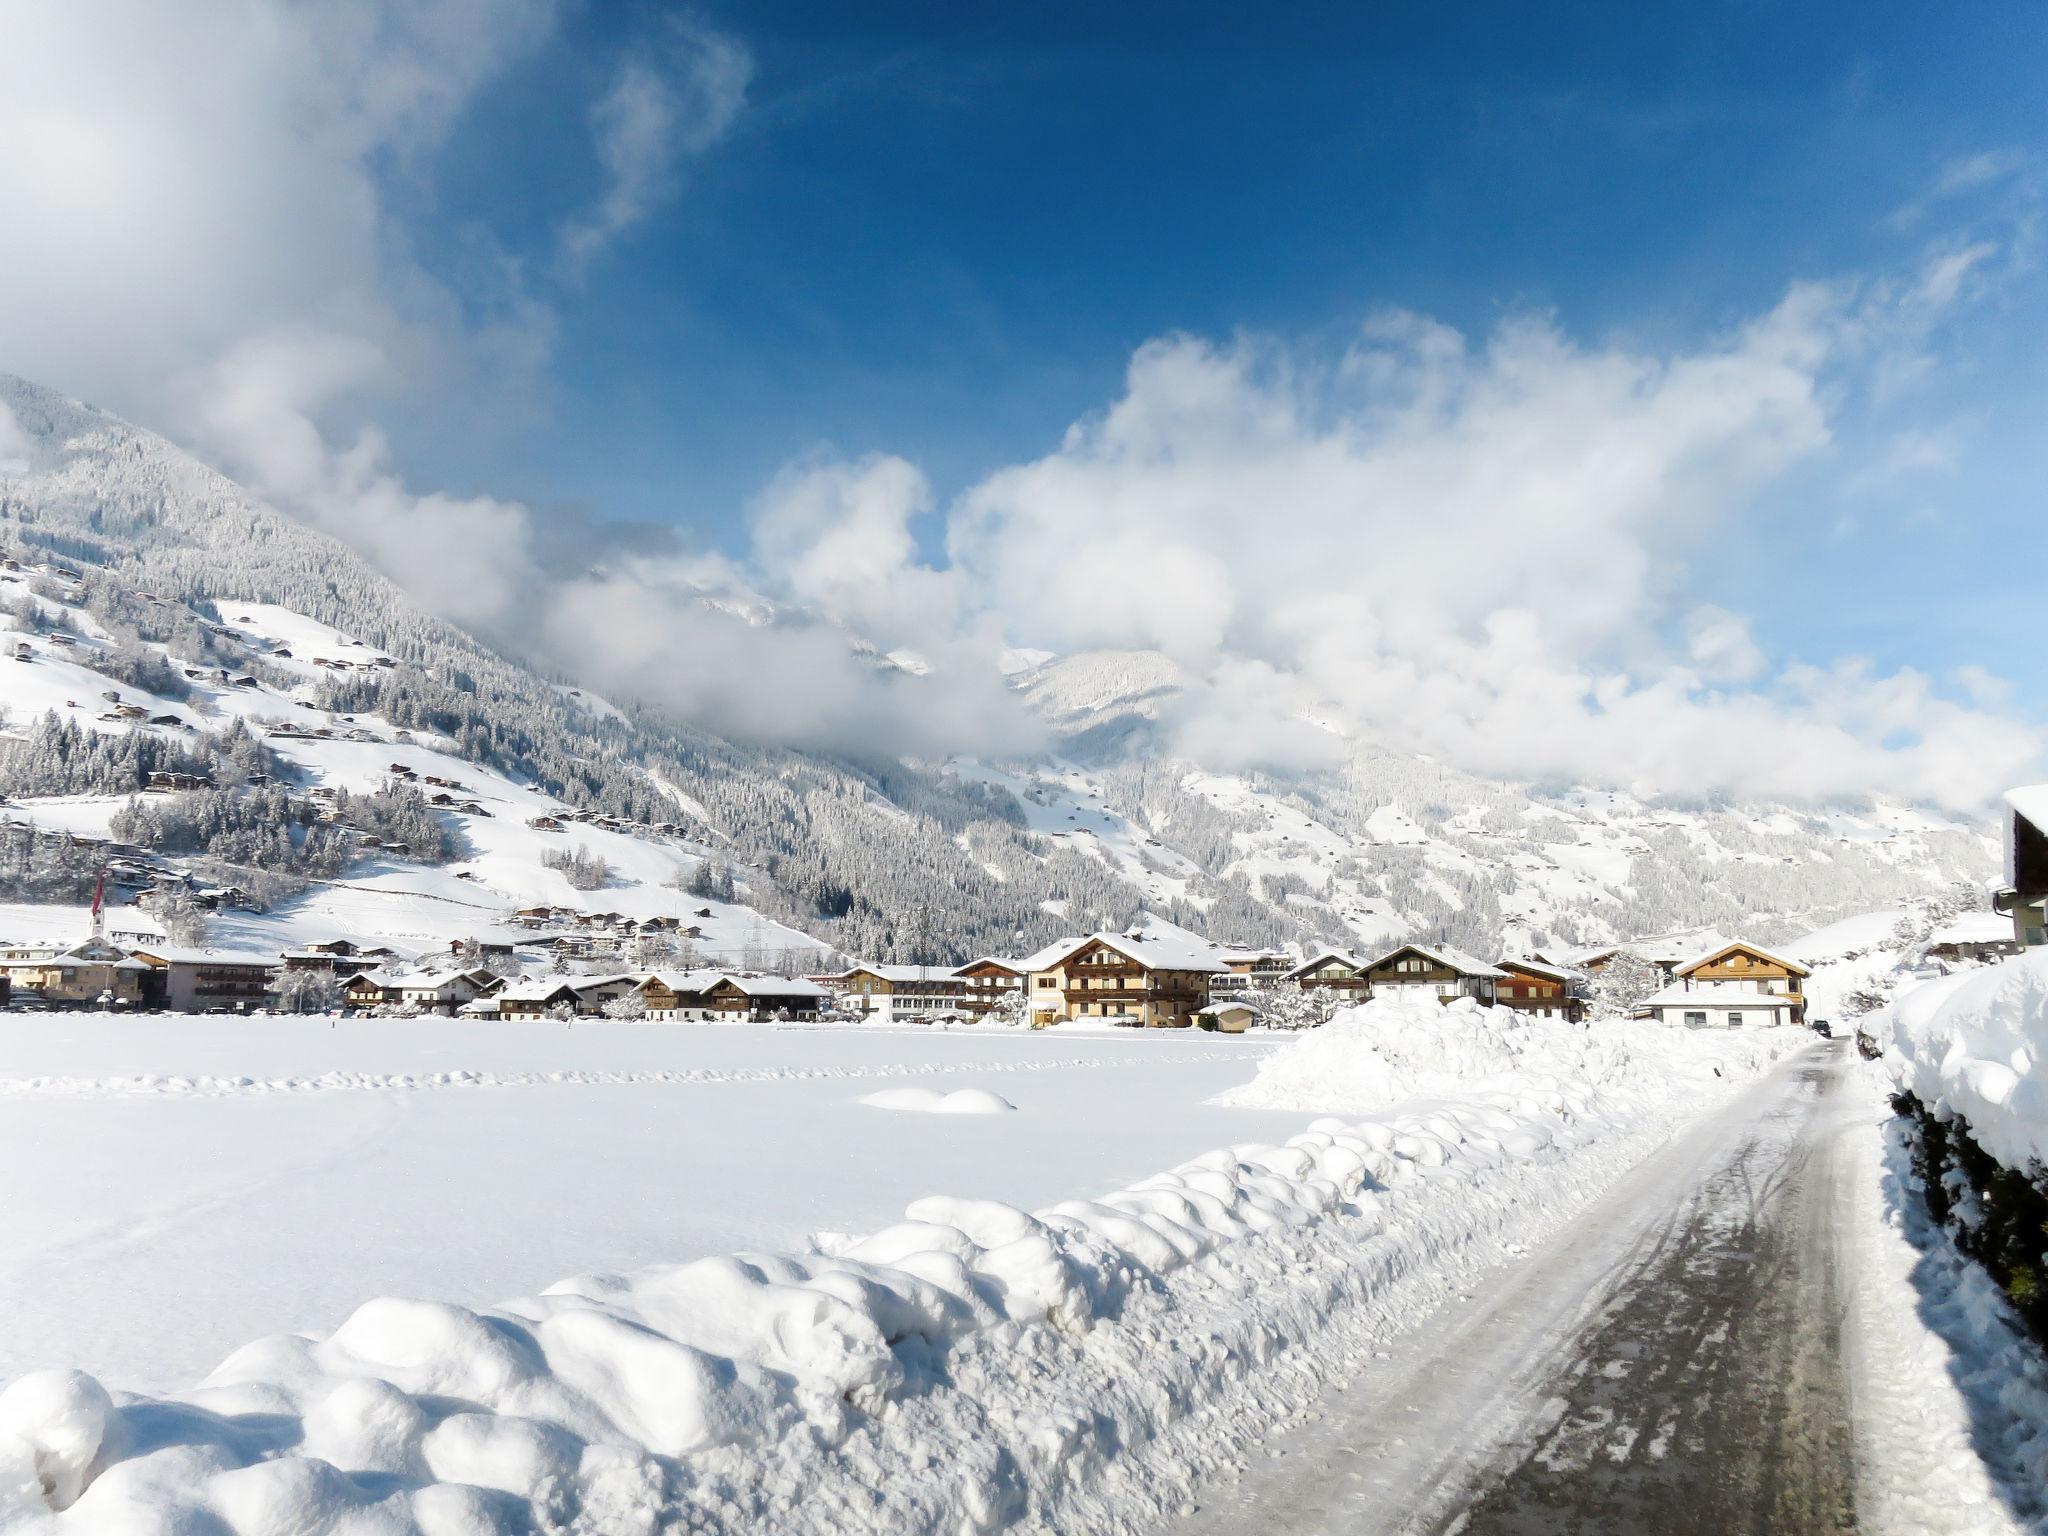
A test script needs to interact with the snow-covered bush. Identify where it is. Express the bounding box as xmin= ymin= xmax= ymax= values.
xmin=271 ymin=969 xmax=339 ymax=1014
xmin=543 ymin=842 xmax=611 ymax=890
xmin=1885 ymin=951 xmax=2048 ymax=1341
